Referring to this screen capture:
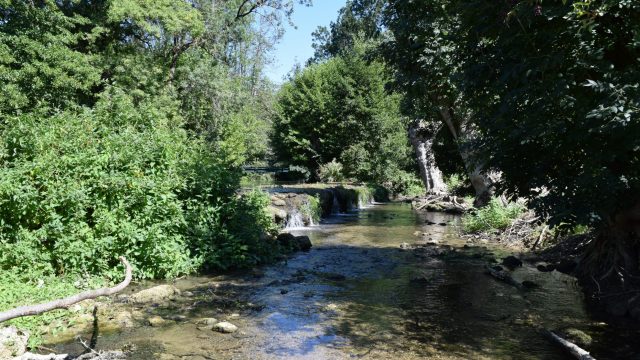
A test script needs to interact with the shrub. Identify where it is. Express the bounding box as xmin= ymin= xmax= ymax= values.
xmin=0 ymin=91 xmax=277 ymax=280
xmin=385 ymin=170 xmax=424 ymax=197
xmin=300 ymin=195 xmax=322 ymax=224
xmin=318 ymin=159 xmax=345 ymax=183
xmin=462 ymin=198 xmax=525 ymax=233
